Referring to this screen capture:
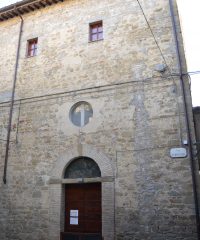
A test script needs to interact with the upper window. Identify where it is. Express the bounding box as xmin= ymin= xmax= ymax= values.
xmin=27 ymin=38 xmax=38 ymax=57
xmin=89 ymin=21 xmax=103 ymax=42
